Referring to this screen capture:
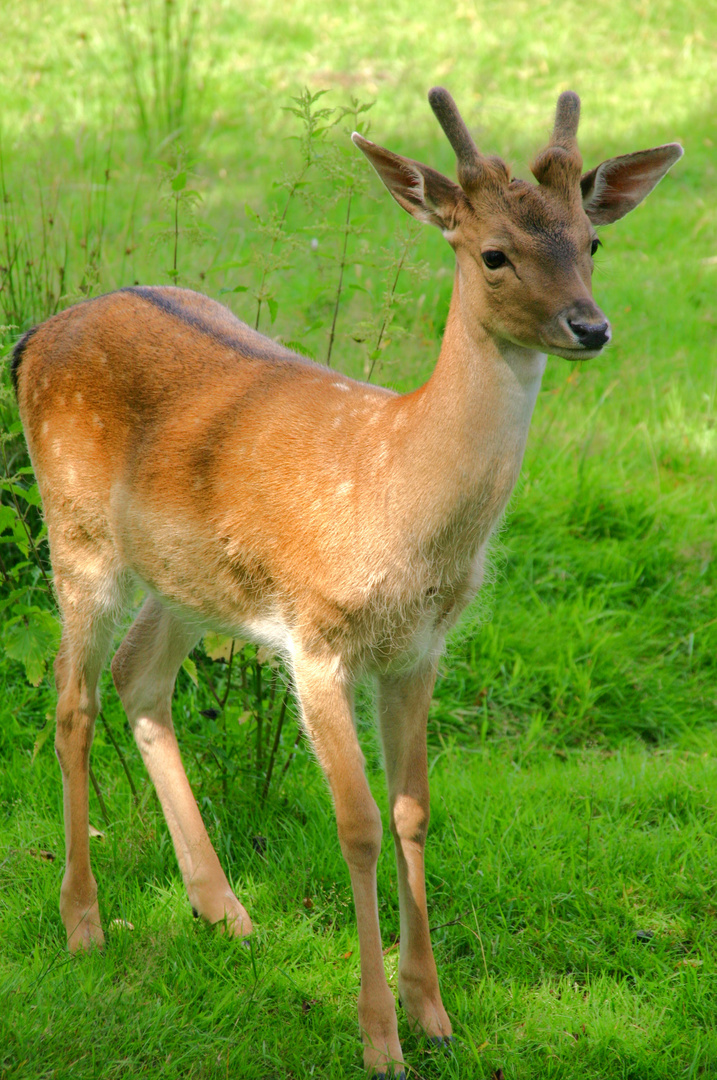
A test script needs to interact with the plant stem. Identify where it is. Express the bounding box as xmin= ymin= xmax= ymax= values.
xmin=254 ymin=165 xmax=310 ymax=332
xmin=367 ymin=232 xmax=411 ymax=382
xmin=585 ymin=792 xmax=592 ymax=881
xmin=220 ymin=641 xmax=235 ymax=708
xmin=195 ymin=654 xmax=224 ymax=709
xmin=261 ymin=691 xmax=289 ymax=804
xmin=255 ymin=661 xmax=263 ymax=774
xmin=98 ymin=711 xmax=138 ymax=803
xmin=173 ymin=193 xmax=179 ymax=278
xmin=279 ymin=727 xmax=304 ymax=786
xmin=89 ymin=765 xmax=110 ymax=828
xmin=326 ymin=187 xmax=352 ymax=367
